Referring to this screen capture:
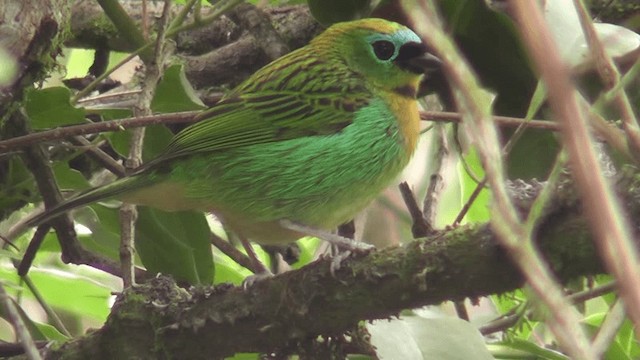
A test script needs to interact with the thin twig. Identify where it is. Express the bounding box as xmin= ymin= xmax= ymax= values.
xmin=406 ymin=1 xmax=596 ymax=357
xmin=452 ymin=179 xmax=486 ymax=226
xmin=11 ymin=113 xmax=84 ymax=263
xmin=16 ymin=225 xmax=50 ymax=276
xmin=167 ymin=0 xmax=245 ymax=35
xmin=572 ymin=0 xmax=640 ymax=156
xmin=120 ymin=0 xmax=172 ymax=288
xmin=422 ymin=124 xmax=448 ymax=230
xmin=453 ymin=86 xmax=547 ymax=225
xmin=169 ymin=0 xmax=199 ymax=31
xmin=511 ymin=0 xmax=640 ymax=343
xmin=398 ymin=182 xmax=431 ymax=238
xmin=585 ymin=103 xmax=633 ymax=161
xmin=6 ymin=207 xmax=148 ymax=280
xmin=0 ymin=111 xmax=556 ymax=155
xmin=0 ymin=283 xmax=42 ymax=360
xmin=66 ymin=137 xmax=126 ymax=177
xmin=96 ymin=0 xmax=149 ymax=60
xmin=0 ymin=342 xmax=48 ymax=357
xmin=142 ymin=0 xmax=149 ymax=39
xmin=72 ymin=0 xmax=243 ymax=103
xmin=420 ymin=111 xmax=558 ymax=130
xmin=479 ymin=311 xmax=521 ymax=335
xmin=592 ymin=299 xmax=626 ymax=358
xmin=0 ymin=112 xmax=198 ymax=153
xmin=210 ymin=233 xmax=259 ymax=274
xmin=119 ymin=203 xmax=137 ymax=288
xmin=481 ymin=281 xmax=617 ymax=335
xmin=523 ymin=151 xmax=568 ymax=235
xmin=568 ymin=281 xmax=616 ymax=304
xmin=454 ymin=301 xmax=469 ymax=321
xmin=71 ymin=47 xmax=151 ymax=103
xmin=596 ymin=49 xmax=640 ymax=107
xmin=21 ymin=275 xmax=72 ymax=337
